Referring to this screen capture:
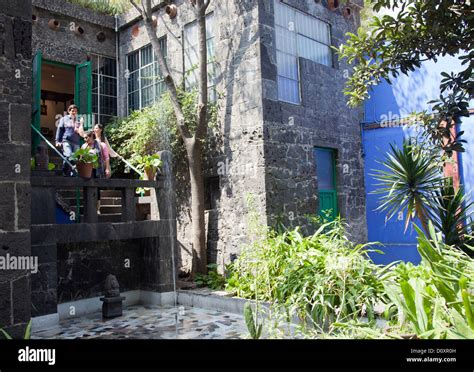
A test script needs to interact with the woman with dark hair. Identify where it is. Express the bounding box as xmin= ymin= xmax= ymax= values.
xmin=82 ymin=130 xmax=111 ymax=213
xmin=81 ymin=130 xmax=110 ymax=179
xmin=93 ymin=124 xmax=112 ymax=178
xmin=94 ymin=123 xmax=117 ymax=160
